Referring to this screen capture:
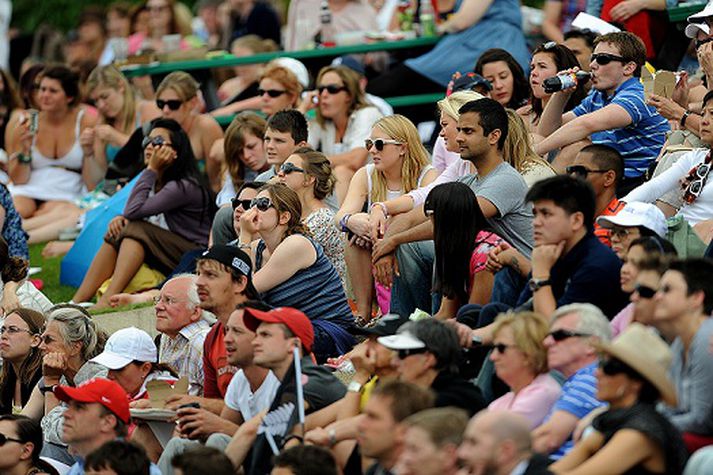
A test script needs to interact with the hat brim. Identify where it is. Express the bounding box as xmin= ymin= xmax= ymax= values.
xmin=594 ymin=340 xmax=677 ymax=406
xmin=377 ymin=333 xmax=426 ymax=351
xmin=686 ymin=22 xmax=708 ymax=38
xmin=54 ymin=384 xmax=102 ymax=405
xmin=688 ymin=6 xmax=713 ymax=24
xmin=91 ymin=351 xmax=134 ymax=370
xmin=243 ymin=307 xmax=283 ymax=332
